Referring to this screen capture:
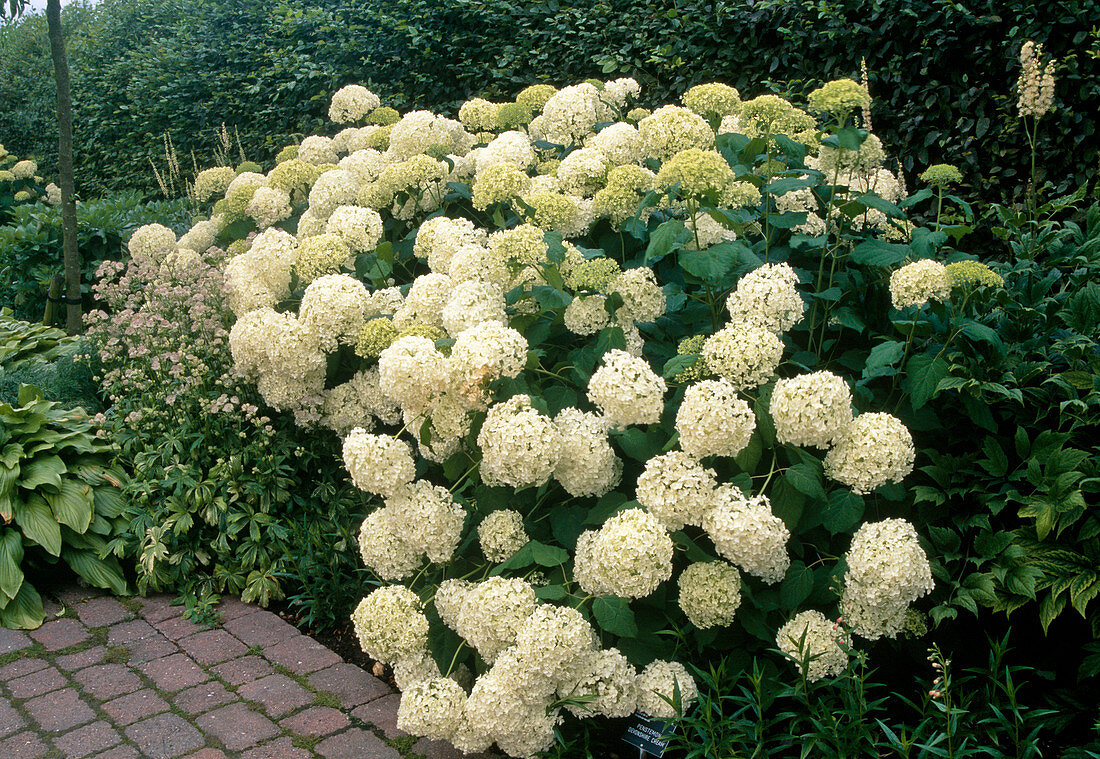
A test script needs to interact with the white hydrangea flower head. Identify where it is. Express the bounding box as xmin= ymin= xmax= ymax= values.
xmin=357 ymin=507 xmax=422 ymax=581
xmin=11 ymin=159 xmax=37 ymax=179
xmin=339 ymin=147 xmax=387 ymax=182
xmin=329 ymin=84 xmax=381 ymax=124
xmin=678 ymin=561 xmax=742 ymax=629
xmin=514 ymin=605 xmax=598 ymax=682
xmin=128 ymin=223 xmax=178 ymax=265
xmin=451 ymin=577 xmax=537 ymax=663
xmin=193 ymin=166 xmax=236 ymax=203
xmin=228 ymin=307 xmax=281 ymax=379
xmin=392 ymin=272 xmax=453 ymax=331
xmin=440 ymin=280 xmax=507 ymax=337
xmin=476 ymin=130 xmax=536 ymax=173
xmin=386 ymin=480 xmax=466 ymax=564
xmin=448 ymin=242 xmax=510 ymax=288
xmin=610 ymin=266 xmax=665 ymax=323
xmin=636 ymin=660 xmax=698 ymax=719
xmin=322 ymin=367 xmax=400 ymax=433
xmin=486 ymin=223 xmax=547 ymax=269
xmin=574 ymin=508 xmax=673 ymax=599
xmin=586 ymin=122 xmax=643 ymax=165
xmin=342 ymin=429 xmax=415 ymax=499
xmin=450 ymin=321 xmax=528 ymax=402
xmin=308 ymin=169 xmax=359 ymax=220
xmin=675 ymin=379 xmax=756 ymax=459
xmin=702 ymin=323 xmax=784 ymax=391
xmin=178 ymin=219 xmax=220 ymax=253
xmin=325 ymin=205 xmax=383 ymax=254
xmin=520 ymin=190 xmax=592 ymax=238
xmin=377 ymin=335 xmax=450 ymax=414
xmin=478 ymin=510 xmax=528 ymax=563
xmin=702 ymin=484 xmax=790 ymax=584
xmin=366 ymin=286 xmax=405 ymax=318
xmin=557 ymin=647 xmax=639 ymax=718
xmin=726 ymin=263 xmax=805 ymax=333
xmin=459 ymin=97 xmax=500 ymax=133
xmin=592 ymin=164 xmax=657 ymax=225
xmin=824 ymin=412 xmax=915 ymax=493
xmin=553 ymin=408 xmax=622 ymax=498
xmin=298 ymin=135 xmax=340 ymax=165
xmin=602 ymin=77 xmax=641 ymax=112
xmin=299 ymin=274 xmax=369 ymax=351
xmin=351 ymin=587 xmax=430 ymax=667
xmin=397 ymin=677 xmax=466 ymax=742
xmin=770 ymin=371 xmax=853 ymax=449
xmin=890 ymin=259 xmax=951 ymax=309
xmin=414 ymin=216 xmax=487 ymax=274
xmin=557 ymin=146 xmax=610 ymax=196
xmin=841 ymin=518 xmax=933 ymax=640
xmin=564 ymin=294 xmax=610 ymax=336
xmin=295 ymin=208 xmax=327 ymax=239
xmin=682 ymin=82 xmax=742 ymax=120
xmin=464 ymin=662 xmax=561 ymax=758
xmin=387 ymin=110 xmax=475 ymax=160
xmin=472 ymin=162 xmax=532 ymax=211
xmin=587 ymin=349 xmax=667 ymax=429
xmin=226 ymin=171 xmax=266 ymax=196
xmin=393 ymin=651 xmax=443 ymax=692
xmin=245 ymin=186 xmax=293 ymax=229
xmin=638 ymin=105 xmax=715 ymax=162
xmin=295 ymin=232 xmax=352 ymax=284
xmin=539 ymin=82 xmax=601 ymax=145
xmin=635 ymin=451 xmax=719 ymax=531
xmin=477 ymin=395 xmax=561 ymax=489
xmin=776 ymin=610 xmax=851 ymax=681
